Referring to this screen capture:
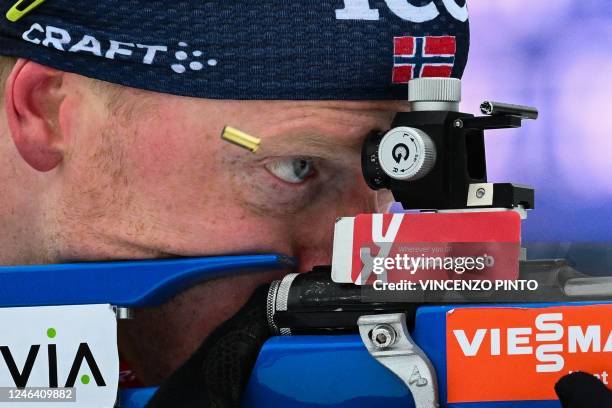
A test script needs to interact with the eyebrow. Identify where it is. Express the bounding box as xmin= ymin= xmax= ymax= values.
xmin=258 ymin=131 xmax=366 ymax=162
xmin=227 ymin=101 xmax=406 ymax=160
